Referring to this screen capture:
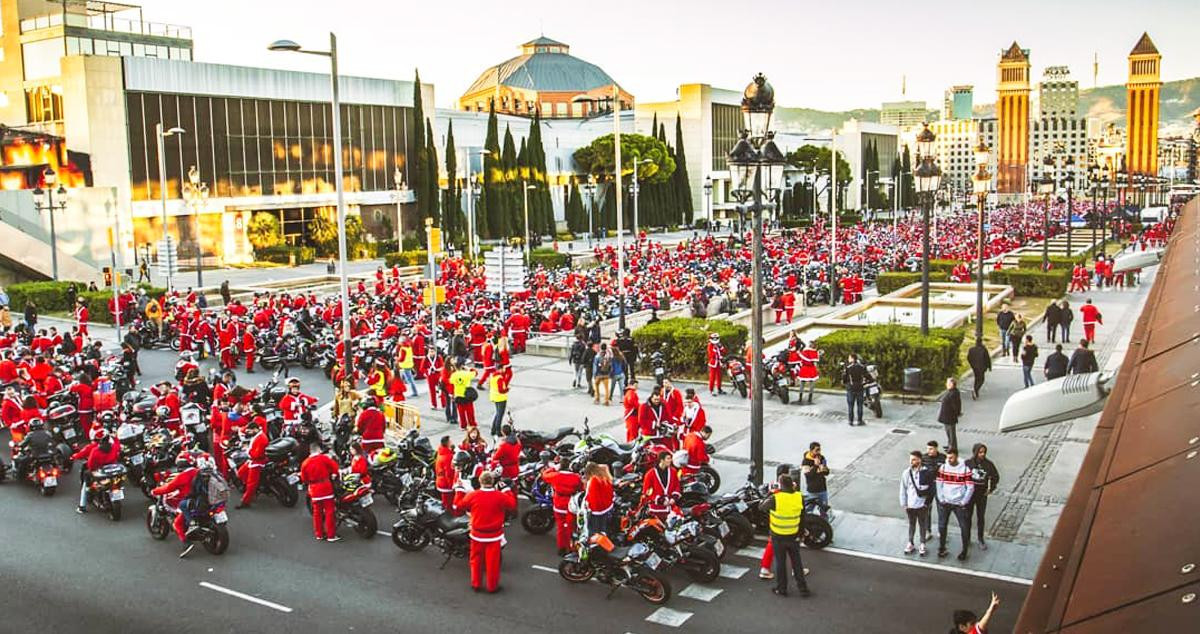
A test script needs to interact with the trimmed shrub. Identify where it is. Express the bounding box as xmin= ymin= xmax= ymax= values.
xmin=837 ymin=212 xmax=862 ymax=225
xmin=928 ymin=259 xmax=963 ymax=274
xmin=529 ymin=248 xmax=569 ymax=269
xmin=814 ymin=324 xmax=964 ymax=394
xmin=780 ymin=217 xmax=814 ymax=229
xmin=555 ymin=232 xmax=576 ymax=242
xmin=988 ymin=268 xmax=1070 ymax=297
xmin=383 ymin=250 xmax=430 ymax=267
xmin=256 ymin=245 xmax=314 ymax=265
xmin=6 ymin=280 xmax=91 ymax=312
xmin=632 ymin=318 xmax=747 ymax=379
xmin=1015 ymin=254 xmax=1088 ymax=270
xmin=875 ymin=271 xmax=949 ymax=295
